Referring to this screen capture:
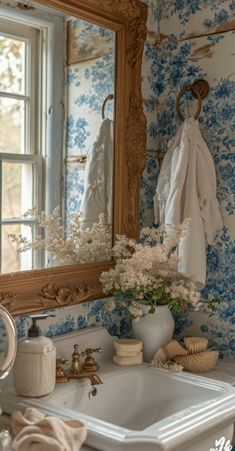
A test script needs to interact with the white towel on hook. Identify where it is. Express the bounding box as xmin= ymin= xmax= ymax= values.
xmin=80 ymin=118 xmax=113 ymax=229
xmin=154 ymin=117 xmax=223 ymax=288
